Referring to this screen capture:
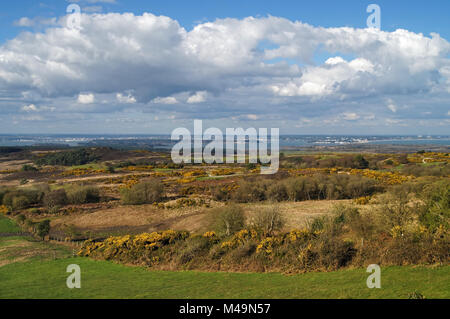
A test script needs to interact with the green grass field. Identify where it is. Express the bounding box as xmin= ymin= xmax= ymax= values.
xmin=0 ymin=257 xmax=448 ymax=299
xmin=0 ymin=216 xmax=21 ymax=233
xmin=0 ymin=216 xmax=448 ymax=299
